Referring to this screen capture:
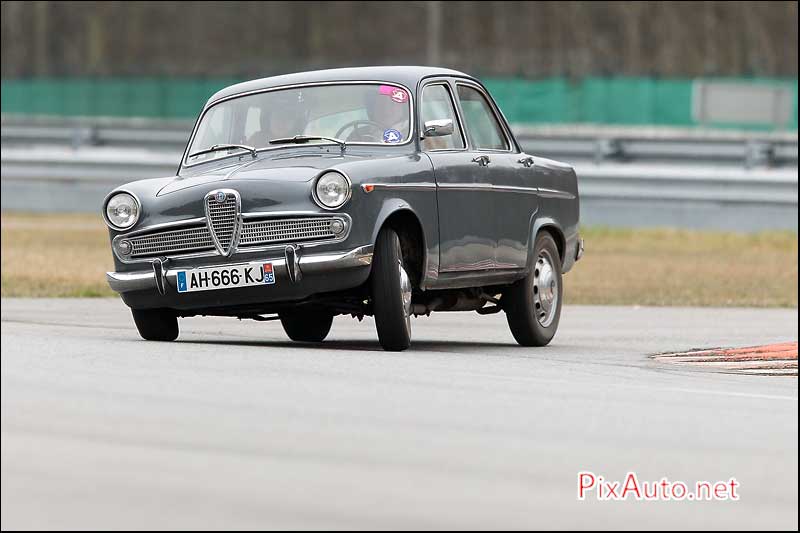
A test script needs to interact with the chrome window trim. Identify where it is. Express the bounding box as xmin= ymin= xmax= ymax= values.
xmin=453 ymin=81 xmax=516 ymax=153
xmin=417 ymin=80 xmax=468 ymax=153
xmin=181 ymin=80 xmax=416 ymax=170
xmin=102 ymin=189 xmax=142 ymax=231
xmin=112 ymin=211 xmax=352 ymax=264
